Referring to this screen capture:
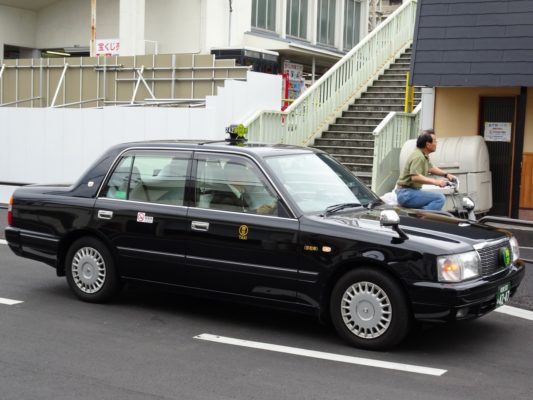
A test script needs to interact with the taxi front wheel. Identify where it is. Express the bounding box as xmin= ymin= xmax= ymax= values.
xmin=65 ymin=237 xmax=120 ymax=303
xmin=330 ymin=268 xmax=411 ymax=350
